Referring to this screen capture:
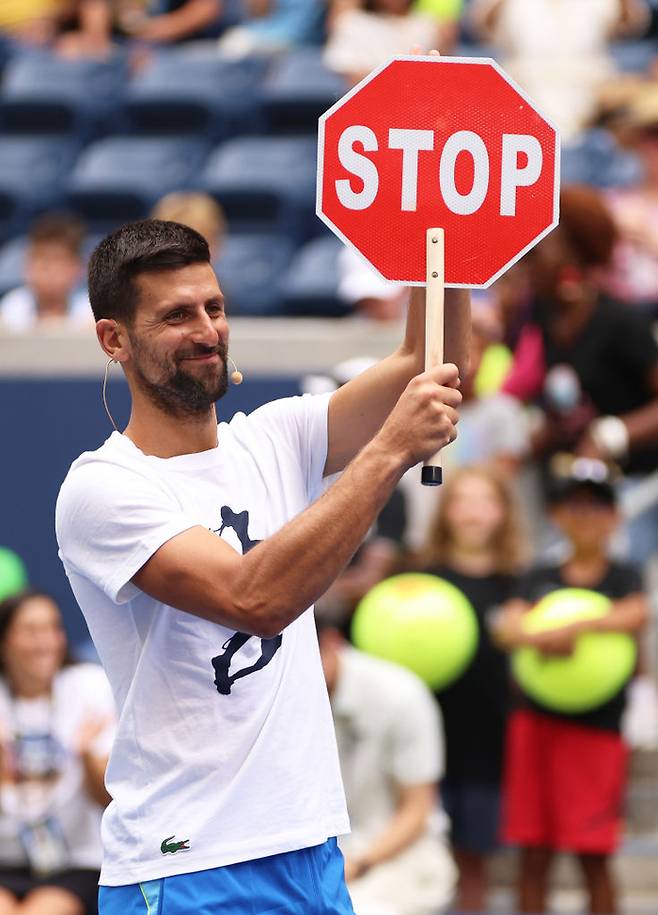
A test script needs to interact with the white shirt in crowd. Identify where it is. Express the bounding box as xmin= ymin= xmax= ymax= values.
xmin=332 ymin=648 xmax=456 ymax=915
xmin=0 ymin=664 xmax=116 ymax=871
xmin=0 ymin=287 xmax=93 ymax=332
xmin=55 ymin=393 xmax=349 ymax=886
